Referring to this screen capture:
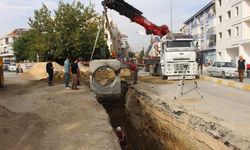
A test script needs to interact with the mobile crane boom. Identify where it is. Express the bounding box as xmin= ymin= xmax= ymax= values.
xmin=102 ymin=0 xmax=170 ymax=36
